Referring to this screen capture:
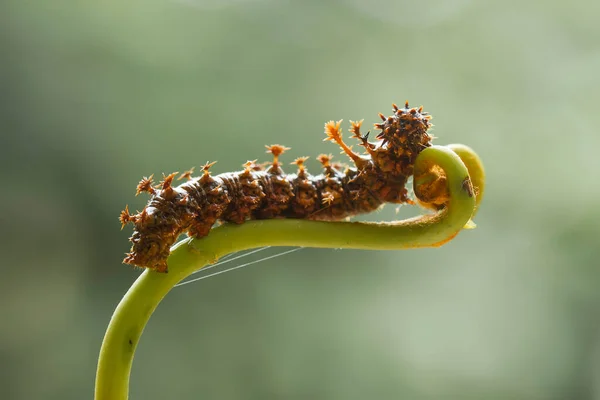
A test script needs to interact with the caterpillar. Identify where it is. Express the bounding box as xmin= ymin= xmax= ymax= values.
xmin=120 ymin=101 xmax=433 ymax=273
